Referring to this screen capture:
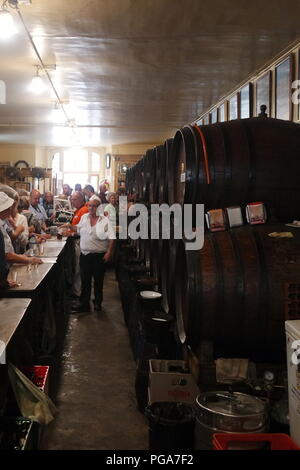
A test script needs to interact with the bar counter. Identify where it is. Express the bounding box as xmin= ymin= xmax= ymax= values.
xmin=0 ymin=298 xmax=31 ymax=352
xmin=25 ymin=239 xmax=66 ymax=259
xmin=2 ymin=238 xmax=67 ymax=297
xmin=0 ymin=237 xmax=75 ymax=364
xmin=5 ymin=263 xmax=55 ymax=297
xmin=0 ymin=237 xmax=75 ymax=449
